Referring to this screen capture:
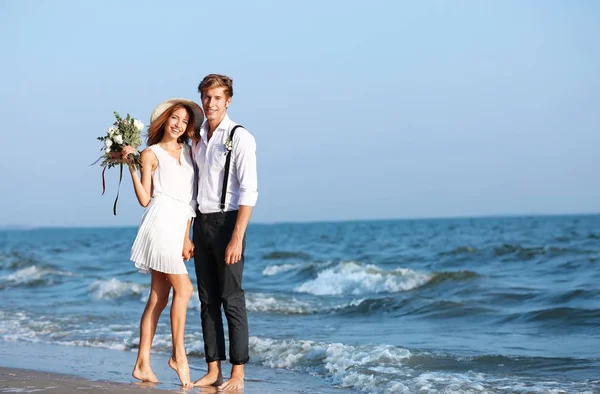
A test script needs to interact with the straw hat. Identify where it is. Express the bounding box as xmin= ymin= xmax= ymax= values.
xmin=150 ymin=98 xmax=204 ymax=130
